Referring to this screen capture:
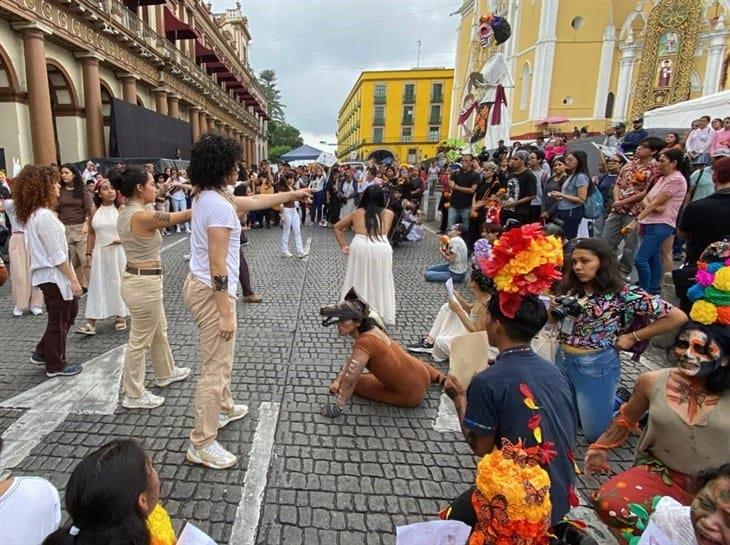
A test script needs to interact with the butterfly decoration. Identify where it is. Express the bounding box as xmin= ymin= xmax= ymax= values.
xmin=472 ymin=491 xmax=510 ymax=544
xmin=524 ymin=481 xmax=549 ymax=505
